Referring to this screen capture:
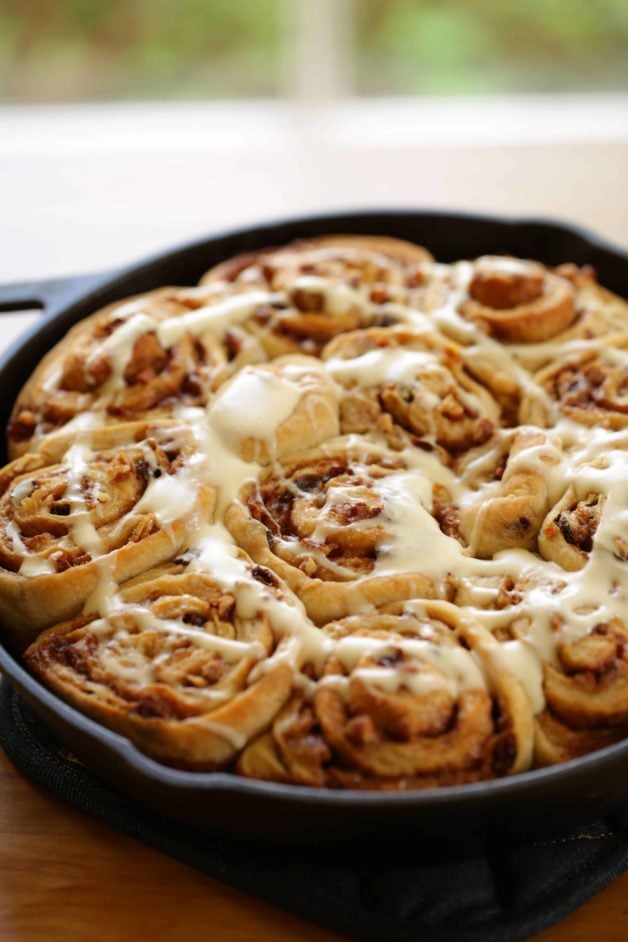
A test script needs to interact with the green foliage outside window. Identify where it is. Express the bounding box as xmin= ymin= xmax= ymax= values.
xmin=356 ymin=0 xmax=628 ymax=94
xmin=0 ymin=0 xmax=281 ymax=101
xmin=0 ymin=0 xmax=626 ymax=102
